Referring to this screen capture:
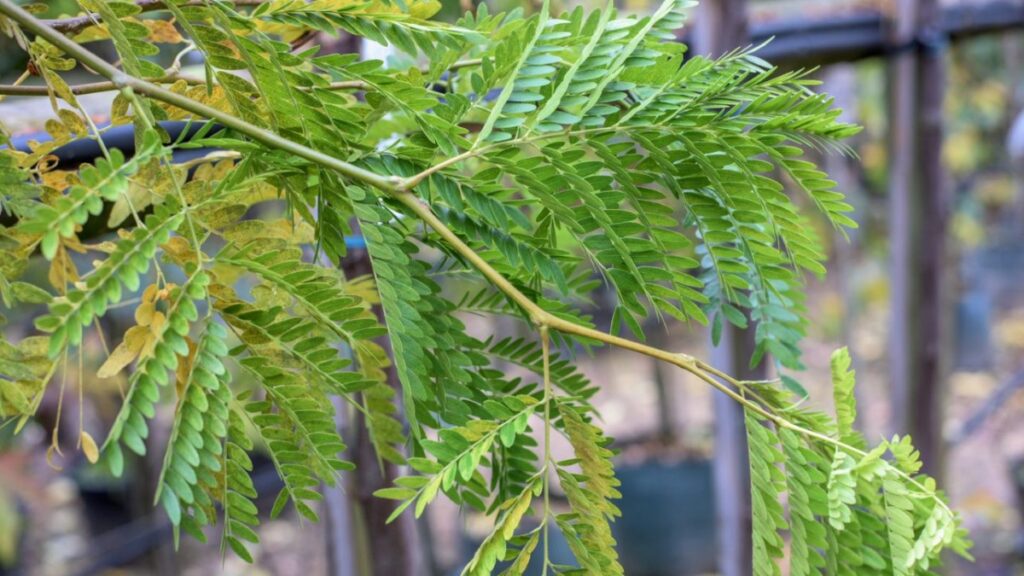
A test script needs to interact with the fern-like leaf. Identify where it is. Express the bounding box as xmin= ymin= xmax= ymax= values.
xmin=101 ymin=266 xmax=210 ymax=473
xmin=155 ymin=321 xmax=231 ymax=534
xmin=744 ymin=411 xmax=786 ymax=576
xmin=19 ymin=130 xmax=160 ymax=259
xmin=34 ymin=203 xmax=184 ymax=357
